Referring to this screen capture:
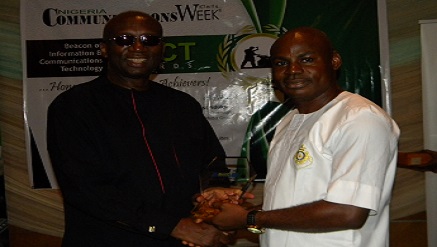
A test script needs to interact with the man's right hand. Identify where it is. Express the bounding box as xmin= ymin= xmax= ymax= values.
xmin=171 ymin=217 xmax=231 ymax=247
